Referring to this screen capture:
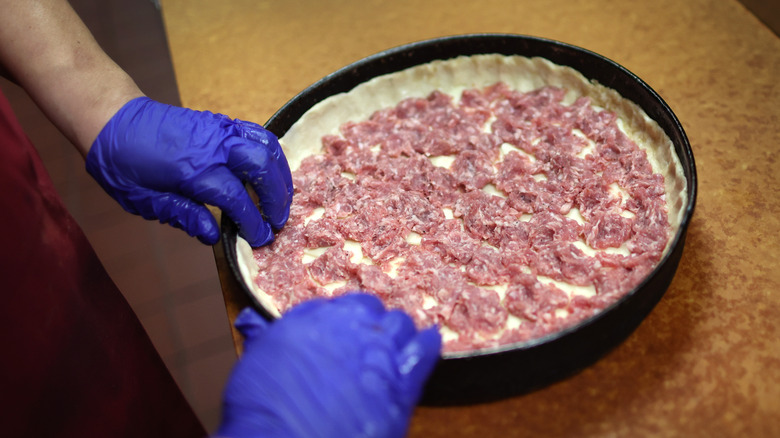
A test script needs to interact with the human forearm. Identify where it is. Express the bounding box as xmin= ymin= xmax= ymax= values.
xmin=0 ymin=0 xmax=143 ymax=156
